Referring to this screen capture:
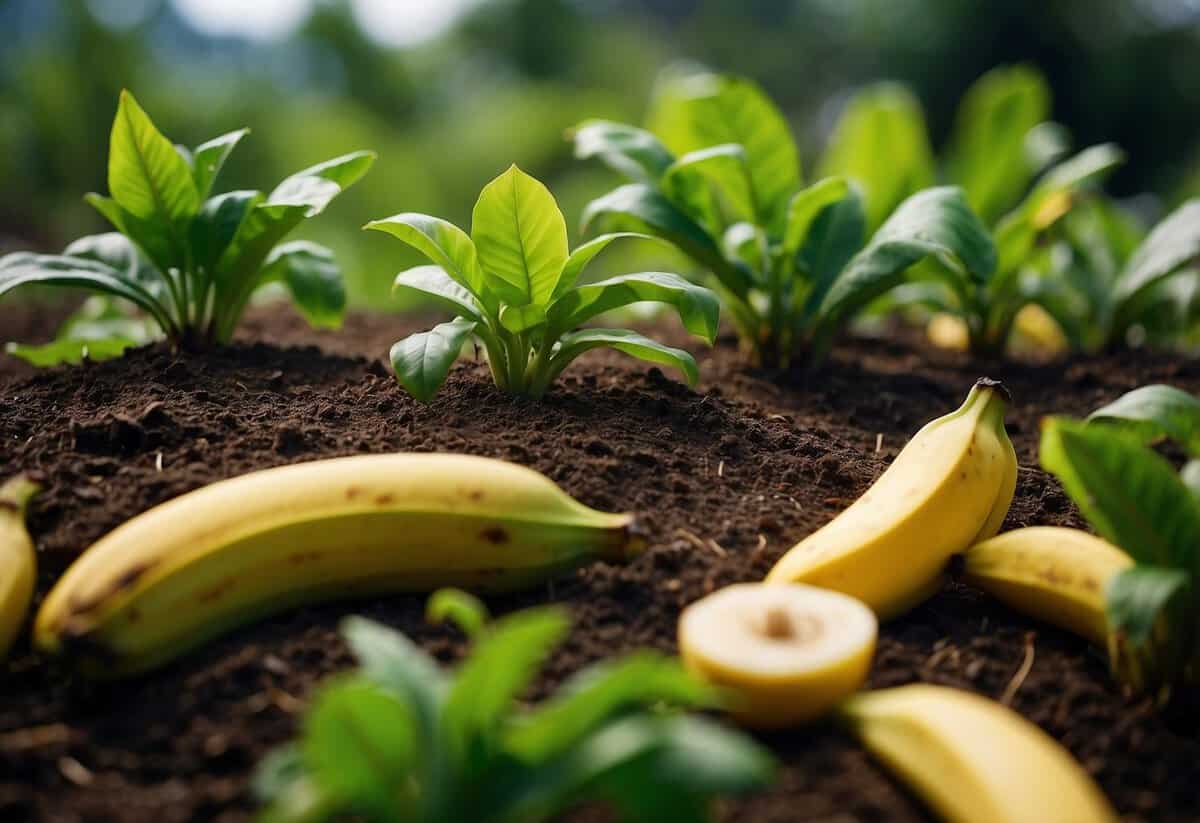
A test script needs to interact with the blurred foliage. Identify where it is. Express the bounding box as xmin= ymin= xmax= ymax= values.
xmin=0 ymin=0 xmax=1197 ymax=310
